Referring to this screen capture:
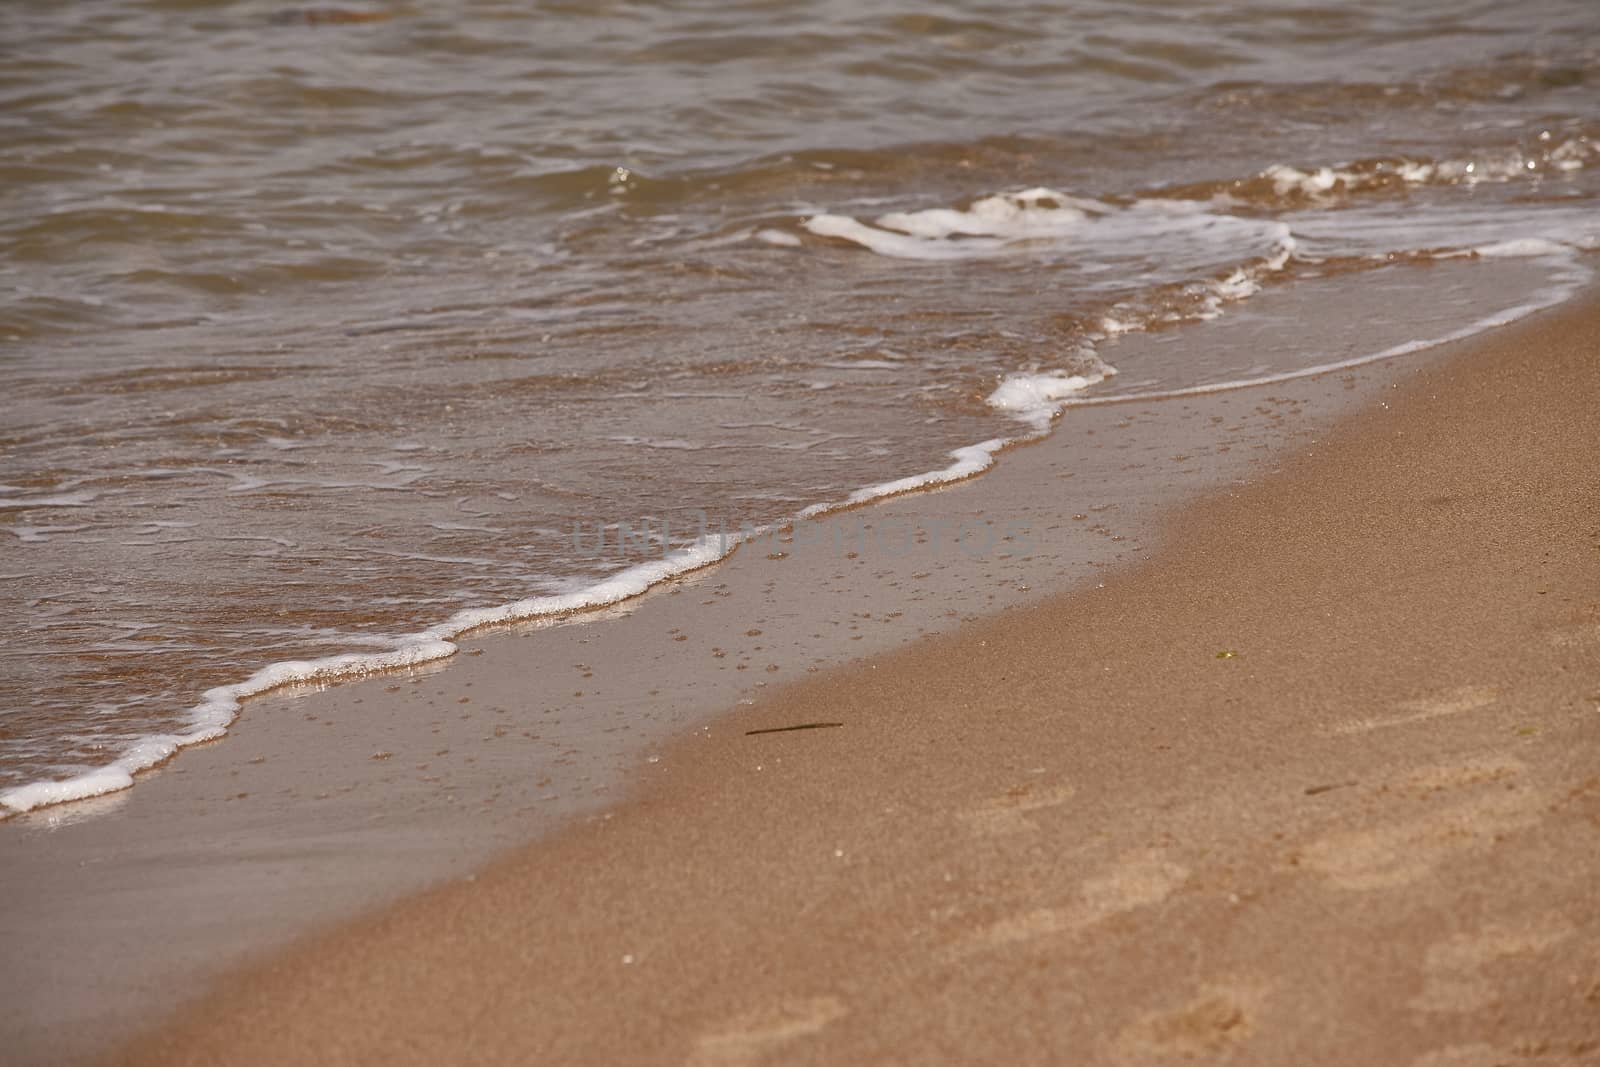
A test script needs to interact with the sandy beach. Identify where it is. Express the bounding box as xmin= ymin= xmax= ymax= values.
xmin=7 ymin=5 xmax=1600 ymax=1064
xmin=18 ymin=264 xmax=1563 ymax=1063
xmin=110 ymin=293 xmax=1600 ymax=1065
